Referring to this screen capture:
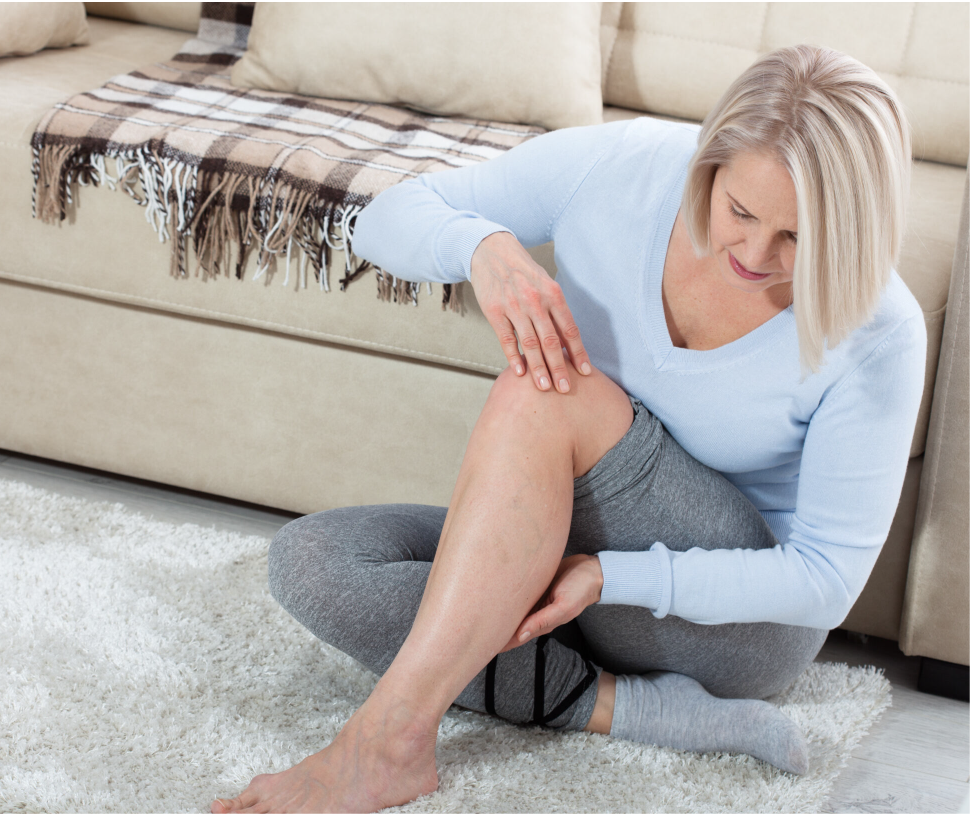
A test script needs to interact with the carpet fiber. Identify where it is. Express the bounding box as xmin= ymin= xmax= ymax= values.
xmin=0 ymin=479 xmax=891 ymax=813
